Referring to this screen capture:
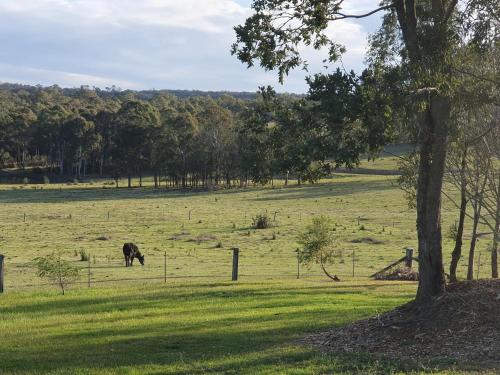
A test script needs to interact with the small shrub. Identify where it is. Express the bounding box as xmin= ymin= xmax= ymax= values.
xmin=215 ymin=241 xmax=223 ymax=248
xmin=78 ymin=249 xmax=90 ymax=262
xmin=447 ymin=222 xmax=458 ymax=241
xmin=43 ymin=175 xmax=50 ymax=184
xmin=252 ymin=213 xmax=272 ymax=229
xmin=22 ymin=177 xmax=29 ymax=185
xmin=34 ymin=252 xmax=80 ymax=295
xmin=359 ymin=225 xmax=366 ymax=231
xmin=271 ymin=232 xmax=277 ymax=240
